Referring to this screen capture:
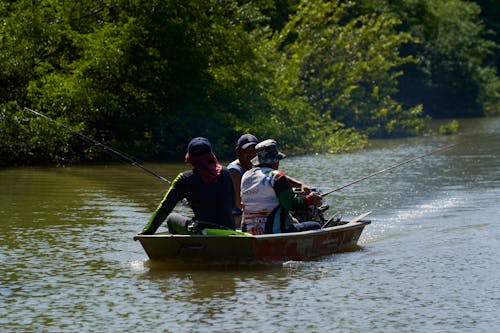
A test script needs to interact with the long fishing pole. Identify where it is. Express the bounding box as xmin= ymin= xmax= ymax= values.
xmin=322 ymin=140 xmax=465 ymax=196
xmin=24 ymin=107 xmax=170 ymax=183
